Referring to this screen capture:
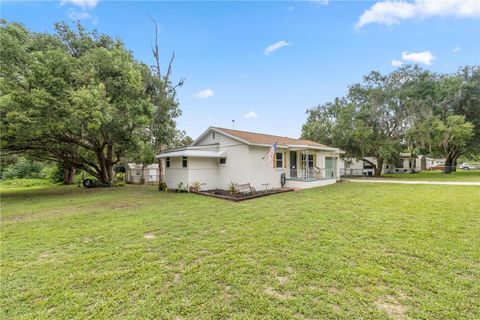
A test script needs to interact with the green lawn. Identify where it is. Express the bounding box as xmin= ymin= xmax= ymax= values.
xmin=1 ymin=183 xmax=479 ymax=319
xmin=382 ymin=170 xmax=480 ymax=182
xmin=0 ymin=178 xmax=58 ymax=192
